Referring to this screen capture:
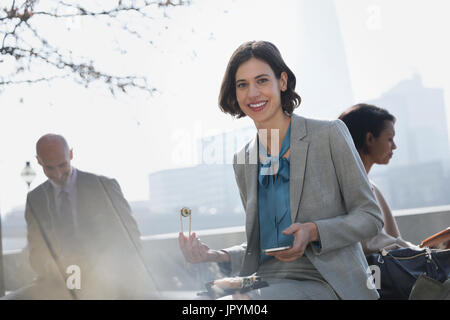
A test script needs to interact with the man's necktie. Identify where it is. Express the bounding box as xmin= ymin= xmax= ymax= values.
xmin=56 ymin=190 xmax=76 ymax=250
